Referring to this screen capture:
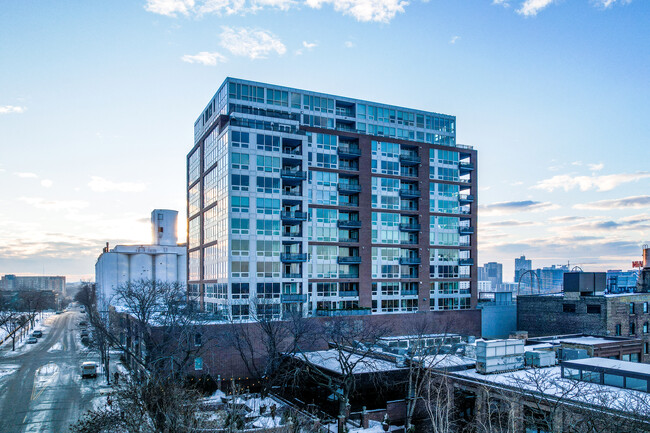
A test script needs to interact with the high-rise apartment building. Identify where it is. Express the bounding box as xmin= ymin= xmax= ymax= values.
xmin=478 ymin=262 xmax=503 ymax=289
xmin=515 ymin=255 xmax=532 ymax=287
xmin=187 ymin=78 xmax=477 ymax=320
